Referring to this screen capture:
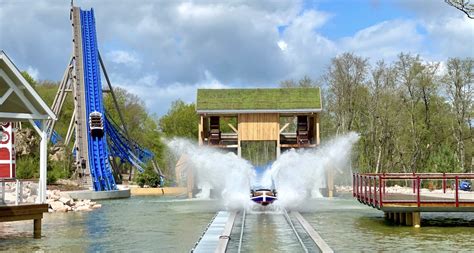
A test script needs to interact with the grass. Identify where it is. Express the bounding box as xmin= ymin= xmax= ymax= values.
xmin=196 ymin=88 xmax=321 ymax=111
